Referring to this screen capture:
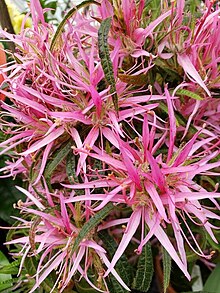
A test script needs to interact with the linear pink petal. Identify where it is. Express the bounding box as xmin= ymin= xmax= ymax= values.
xmin=93 ymin=185 xmax=123 ymax=211
xmin=0 ymin=90 xmax=48 ymax=114
xmin=177 ymin=54 xmax=210 ymax=96
xmin=102 ymin=127 xmax=119 ymax=149
xmin=144 ymin=182 xmax=168 ymax=221
xmin=29 ymin=252 xmax=66 ymax=293
xmin=171 ymin=192 xmax=220 ymax=202
xmin=89 ymin=85 xmax=102 ymax=117
xmin=168 ymin=193 xmax=187 ymax=266
xmin=77 ymin=127 xmax=99 ymax=174
xmin=146 ymin=150 xmax=166 ymax=192
xmin=120 ymin=144 xmax=141 ymax=190
xmin=137 ymin=211 xmax=160 ymax=253
xmin=0 ymin=130 xmax=34 ymax=147
xmin=49 ymin=111 xmax=91 ymax=124
xmin=81 ymin=240 xmax=106 ymax=253
xmin=60 ymin=193 xmax=72 ymax=234
xmin=98 ymin=251 xmax=131 ymax=291
xmin=20 ymin=127 xmax=64 ymax=156
xmin=134 ymin=10 xmax=171 ymax=44
xmin=173 ymin=131 xmax=201 ymax=167
xmin=22 ymin=208 xmax=65 ymax=227
xmin=0 ymin=135 xmax=34 ymax=156
xmin=98 ymin=218 xmax=129 ymax=231
xmin=143 ymin=114 xmax=150 ymax=160
xmin=63 ymin=246 xmax=86 ymax=288
xmin=63 ymin=179 xmax=119 ymax=189
xmin=33 ymin=142 xmax=54 ymax=185
xmin=146 ymin=213 xmax=190 ymax=280
xmin=165 ymin=86 xmax=176 ymax=162
xmin=16 ymin=186 xmax=45 ymax=210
